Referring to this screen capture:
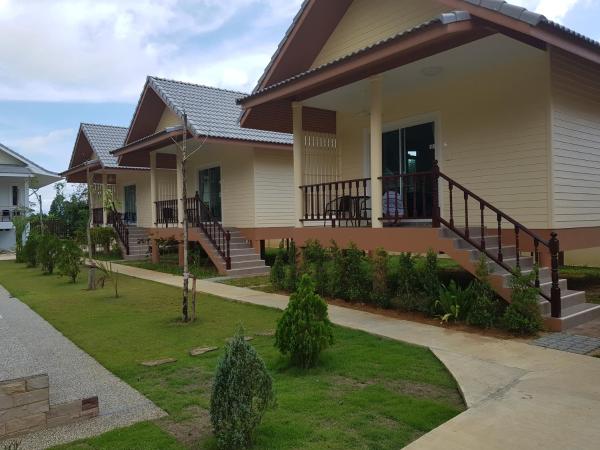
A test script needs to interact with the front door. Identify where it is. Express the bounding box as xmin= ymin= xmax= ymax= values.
xmin=382 ymin=122 xmax=435 ymax=219
xmin=123 ymin=185 xmax=137 ymax=224
xmin=199 ymin=167 xmax=222 ymax=221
